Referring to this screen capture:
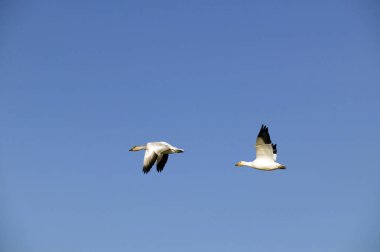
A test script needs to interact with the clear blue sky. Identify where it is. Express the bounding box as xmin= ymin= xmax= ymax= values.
xmin=1 ymin=0 xmax=380 ymax=251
